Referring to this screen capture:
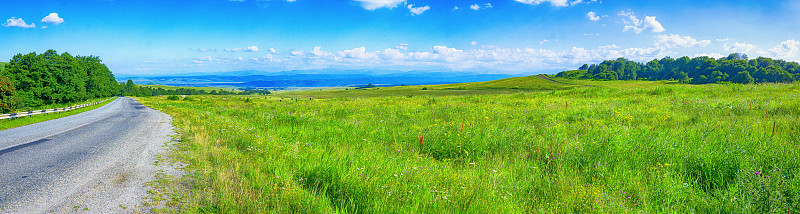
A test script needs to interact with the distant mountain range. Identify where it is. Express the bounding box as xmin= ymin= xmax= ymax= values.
xmin=116 ymin=70 xmax=527 ymax=89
